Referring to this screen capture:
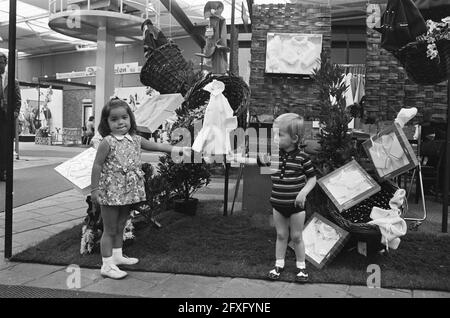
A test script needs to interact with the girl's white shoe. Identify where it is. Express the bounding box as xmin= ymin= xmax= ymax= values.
xmin=101 ymin=263 xmax=128 ymax=279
